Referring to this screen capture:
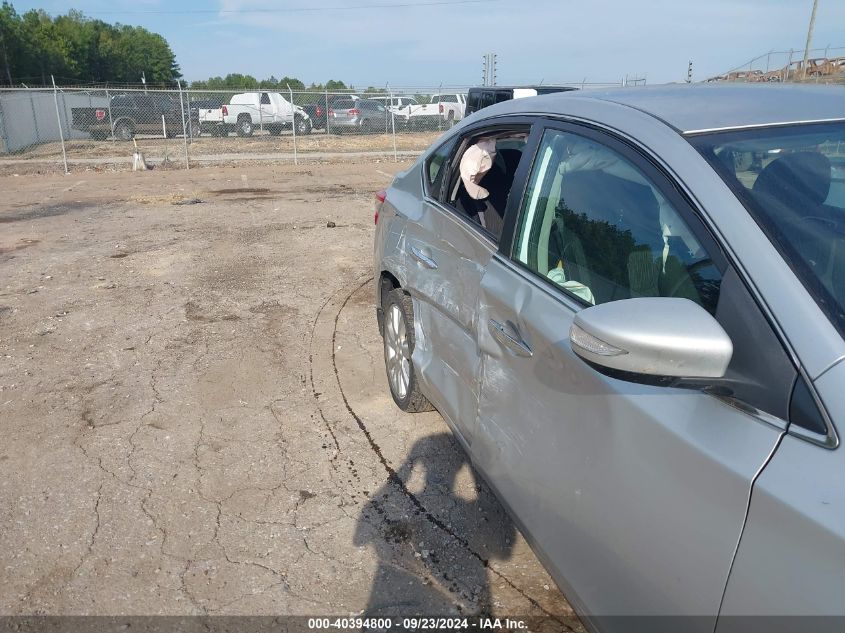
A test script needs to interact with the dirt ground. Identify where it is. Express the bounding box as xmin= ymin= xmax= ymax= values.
xmin=0 ymin=162 xmax=581 ymax=628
